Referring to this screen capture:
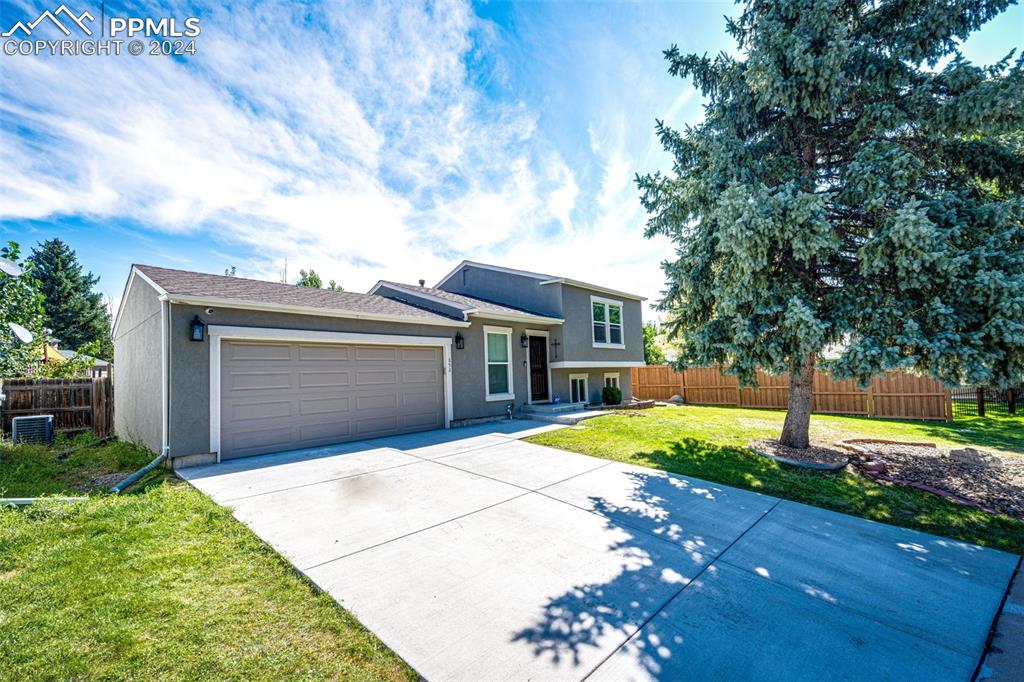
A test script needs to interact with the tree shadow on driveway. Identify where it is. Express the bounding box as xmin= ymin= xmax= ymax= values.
xmin=509 ymin=469 xmax=735 ymax=675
